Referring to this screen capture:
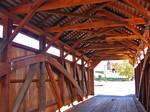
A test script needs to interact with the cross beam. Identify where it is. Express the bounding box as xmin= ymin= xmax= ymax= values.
xmin=45 ymin=19 xmax=145 ymax=32
xmin=12 ymin=0 xmax=112 ymax=14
